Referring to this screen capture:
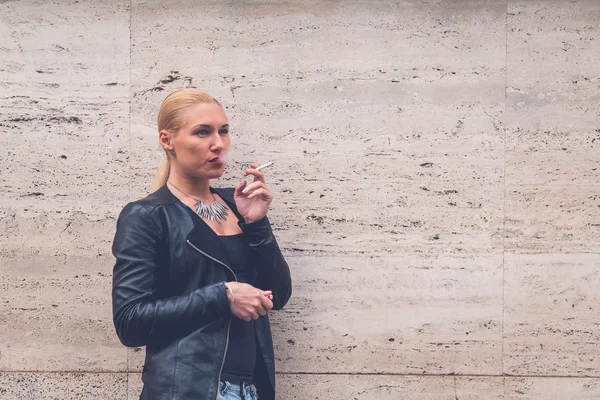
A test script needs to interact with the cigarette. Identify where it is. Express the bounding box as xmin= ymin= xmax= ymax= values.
xmin=255 ymin=161 xmax=274 ymax=171
xmin=265 ymin=294 xmax=273 ymax=300
xmin=242 ymin=161 xmax=275 ymax=193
